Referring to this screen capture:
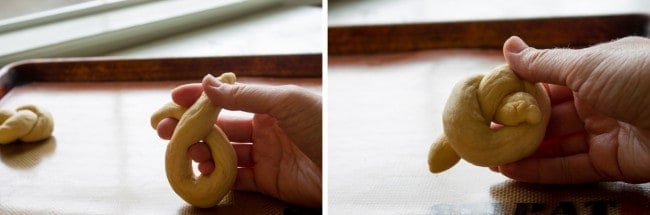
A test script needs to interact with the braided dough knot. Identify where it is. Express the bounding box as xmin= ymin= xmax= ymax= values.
xmin=0 ymin=105 xmax=54 ymax=144
xmin=428 ymin=65 xmax=551 ymax=173
xmin=150 ymin=73 xmax=237 ymax=208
